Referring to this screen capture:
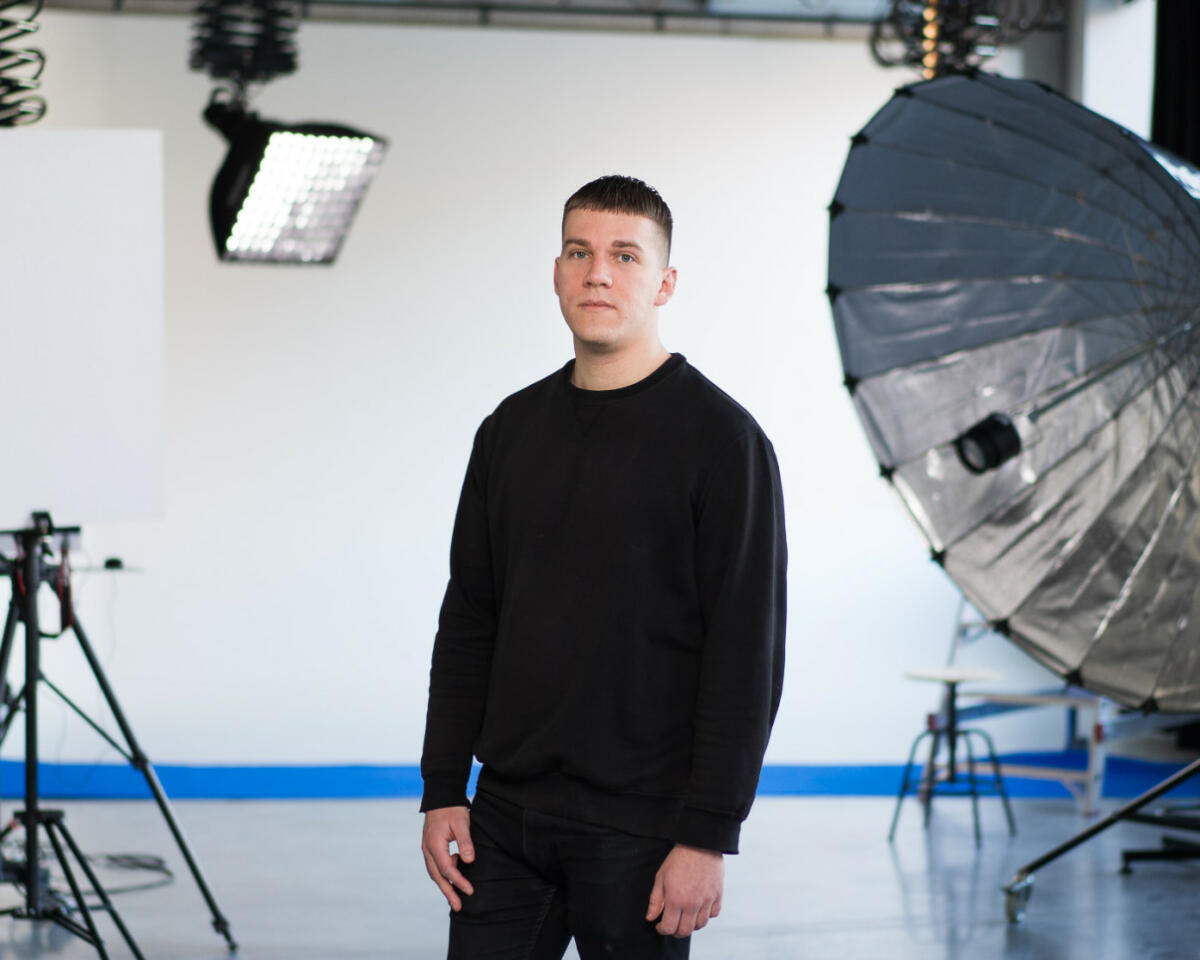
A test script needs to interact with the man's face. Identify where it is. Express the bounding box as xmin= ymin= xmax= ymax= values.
xmin=553 ymin=208 xmax=676 ymax=355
